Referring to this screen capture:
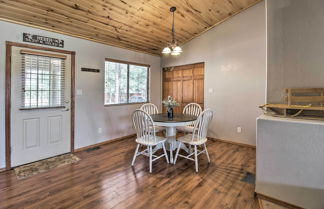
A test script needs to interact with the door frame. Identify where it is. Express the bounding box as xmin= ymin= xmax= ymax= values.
xmin=5 ymin=41 xmax=76 ymax=170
